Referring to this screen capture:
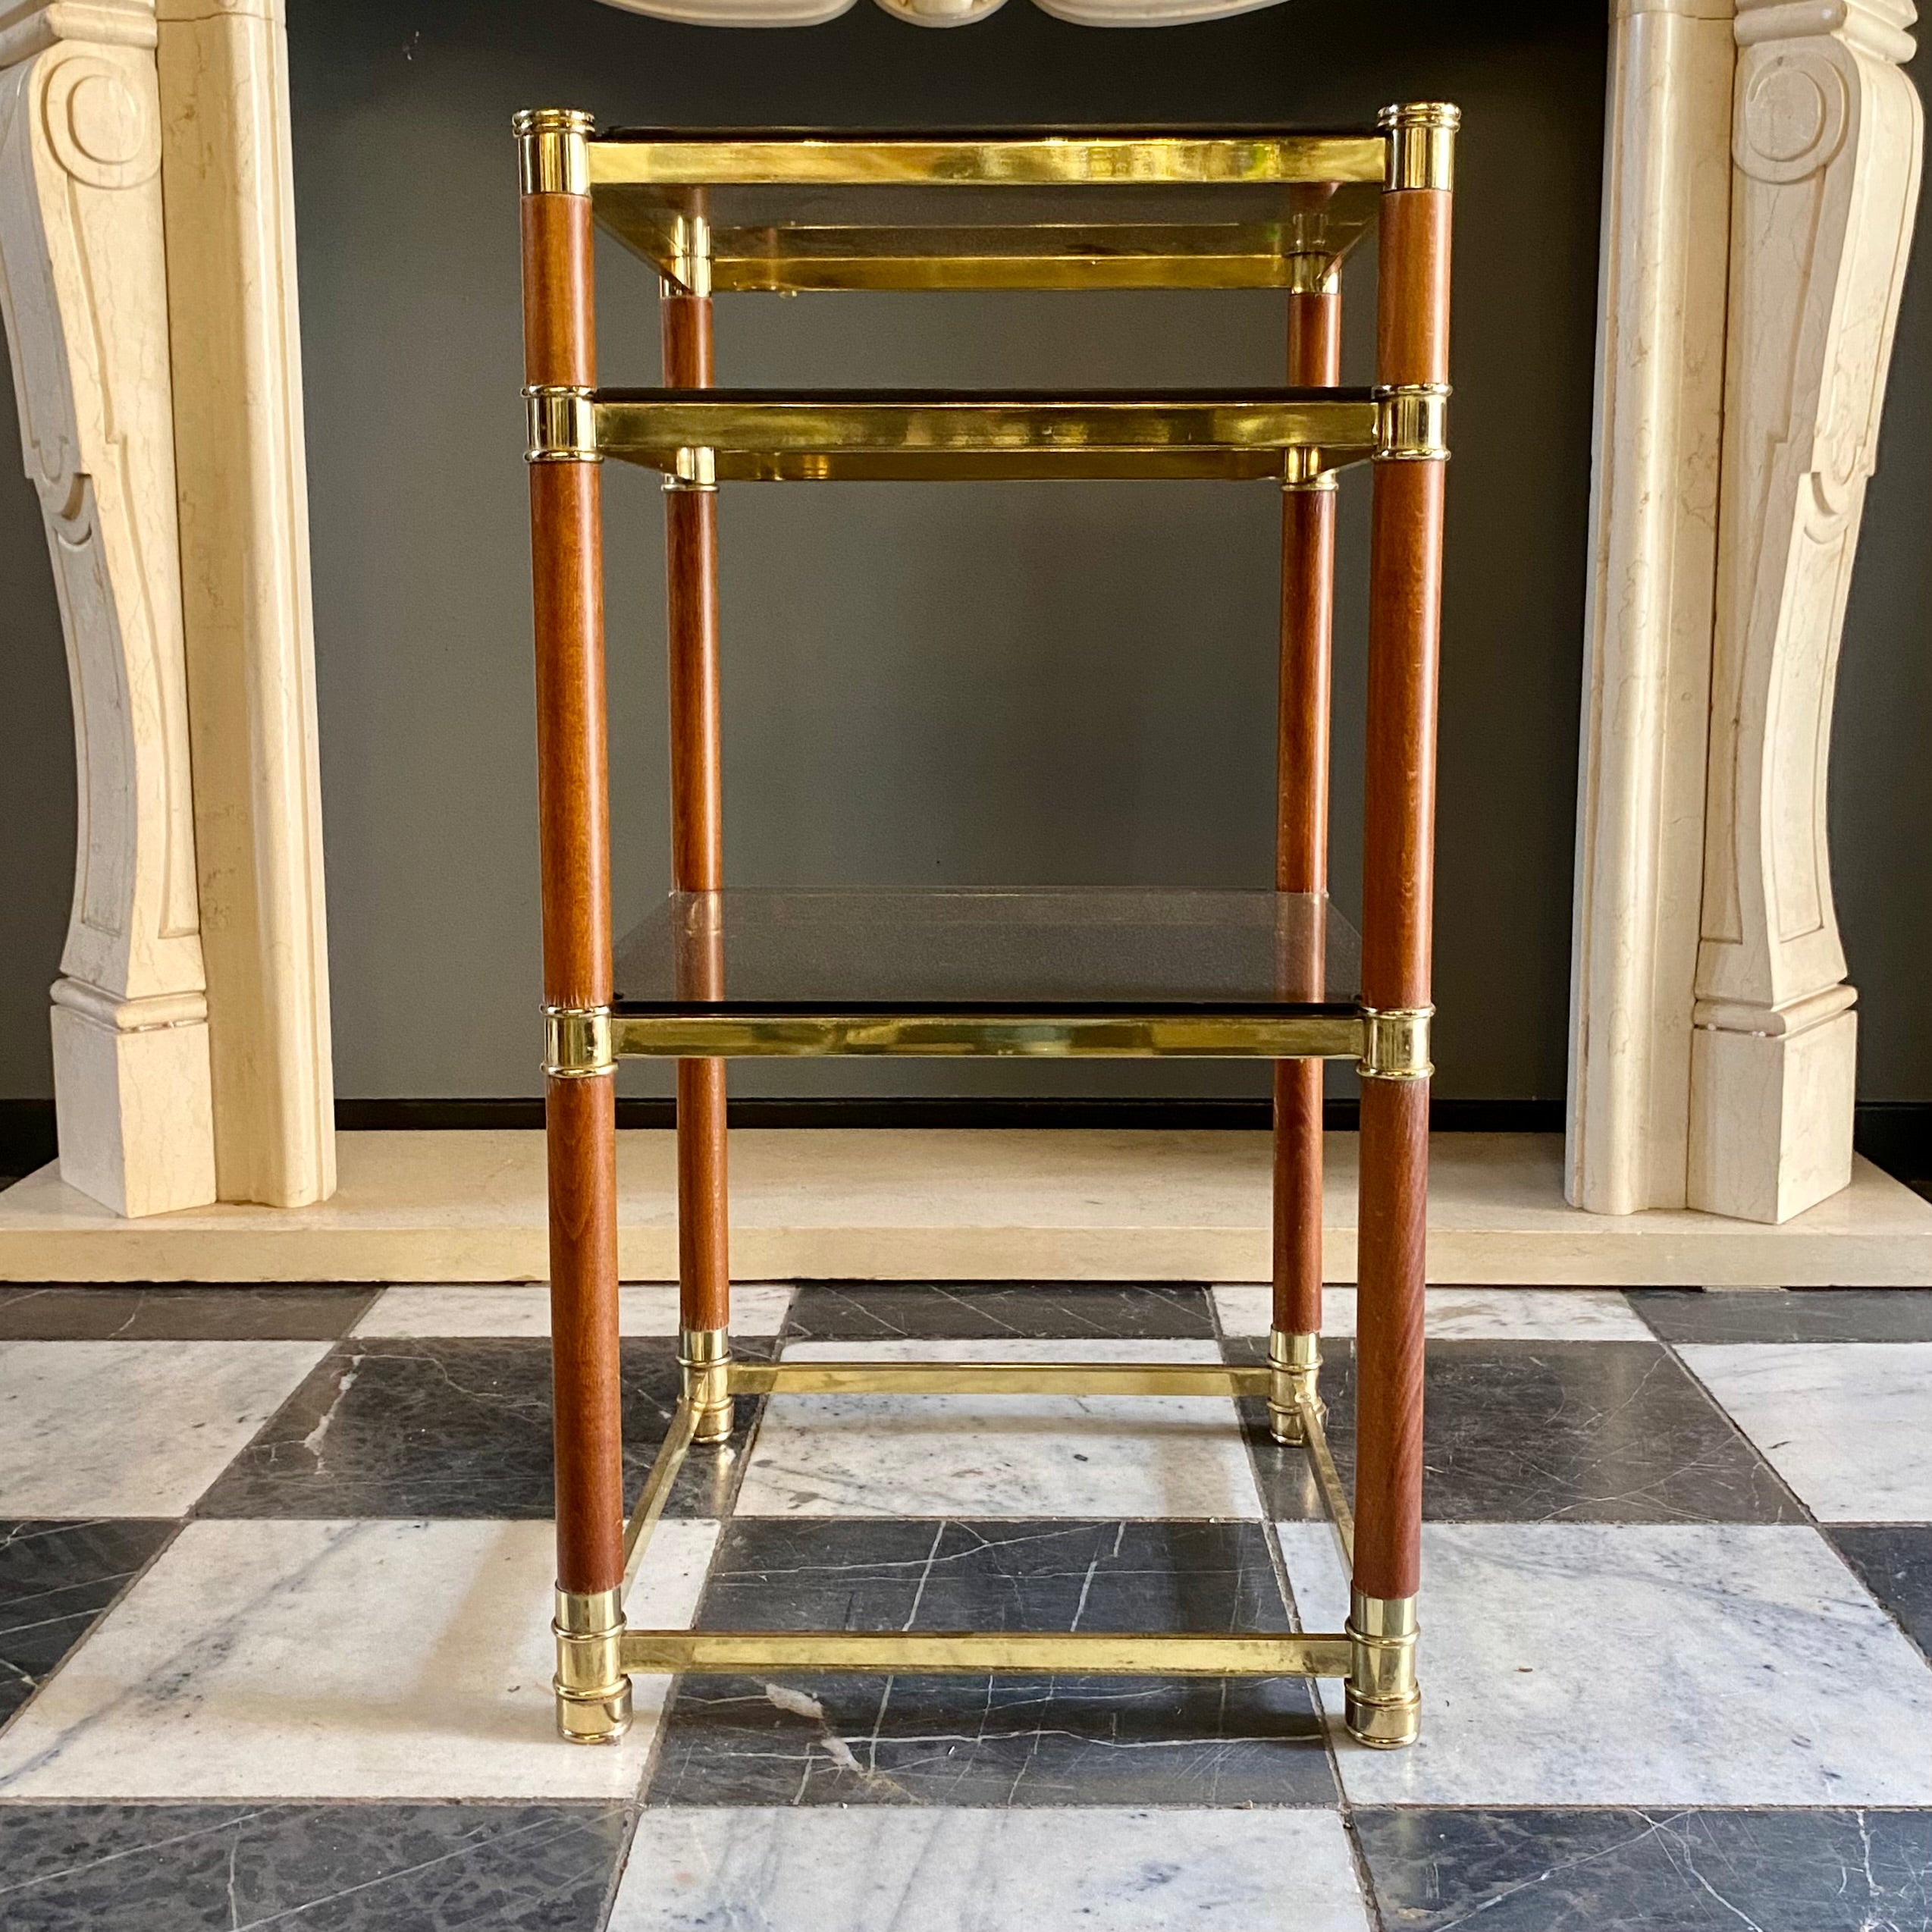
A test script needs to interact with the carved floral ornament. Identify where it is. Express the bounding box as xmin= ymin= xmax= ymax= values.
xmin=597 ymin=0 xmax=1278 ymax=29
